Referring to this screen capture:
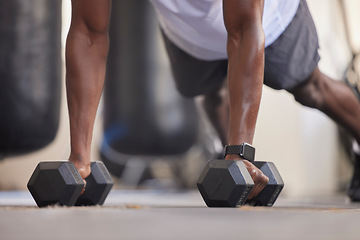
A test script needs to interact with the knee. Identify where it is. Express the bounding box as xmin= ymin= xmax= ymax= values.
xmin=204 ymin=91 xmax=221 ymax=106
xmin=202 ymin=87 xmax=227 ymax=110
